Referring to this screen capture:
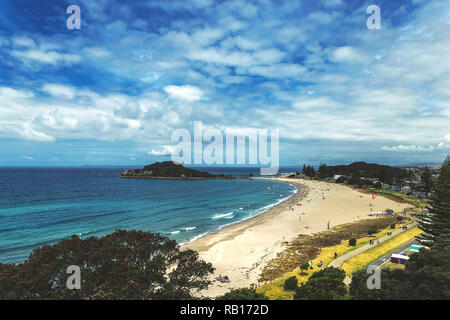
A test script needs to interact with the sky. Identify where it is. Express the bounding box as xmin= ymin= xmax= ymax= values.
xmin=0 ymin=0 xmax=449 ymax=167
